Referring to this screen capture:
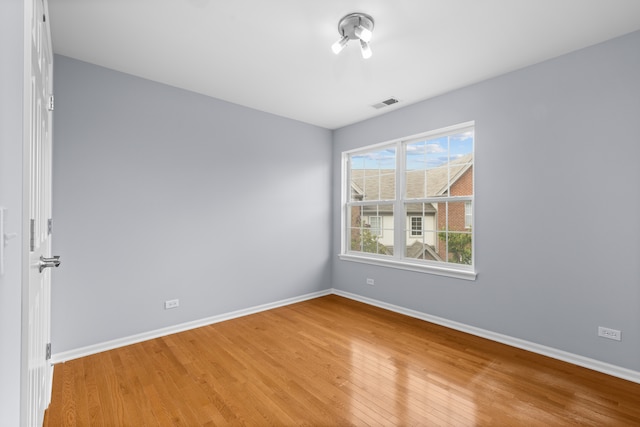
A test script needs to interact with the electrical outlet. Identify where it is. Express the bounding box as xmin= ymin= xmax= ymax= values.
xmin=598 ymin=326 xmax=621 ymax=341
xmin=164 ymin=299 xmax=179 ymax=310
xmin=366 ymin=278 xmax=375 ymax=286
